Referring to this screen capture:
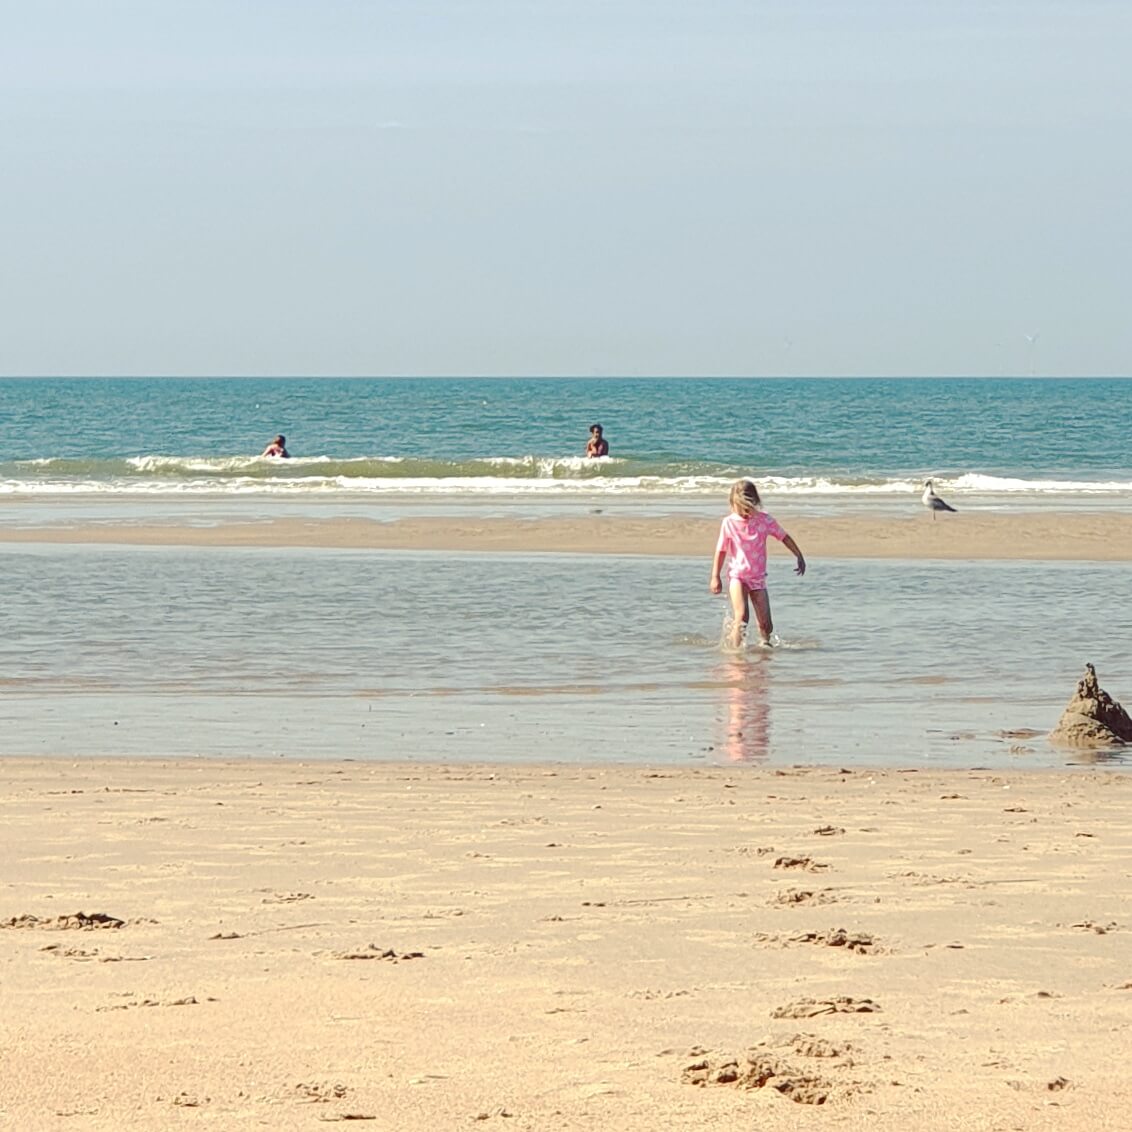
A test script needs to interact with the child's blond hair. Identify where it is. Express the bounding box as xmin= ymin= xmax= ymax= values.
xmin=729 ymin=479 xmax=762 ymax=518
